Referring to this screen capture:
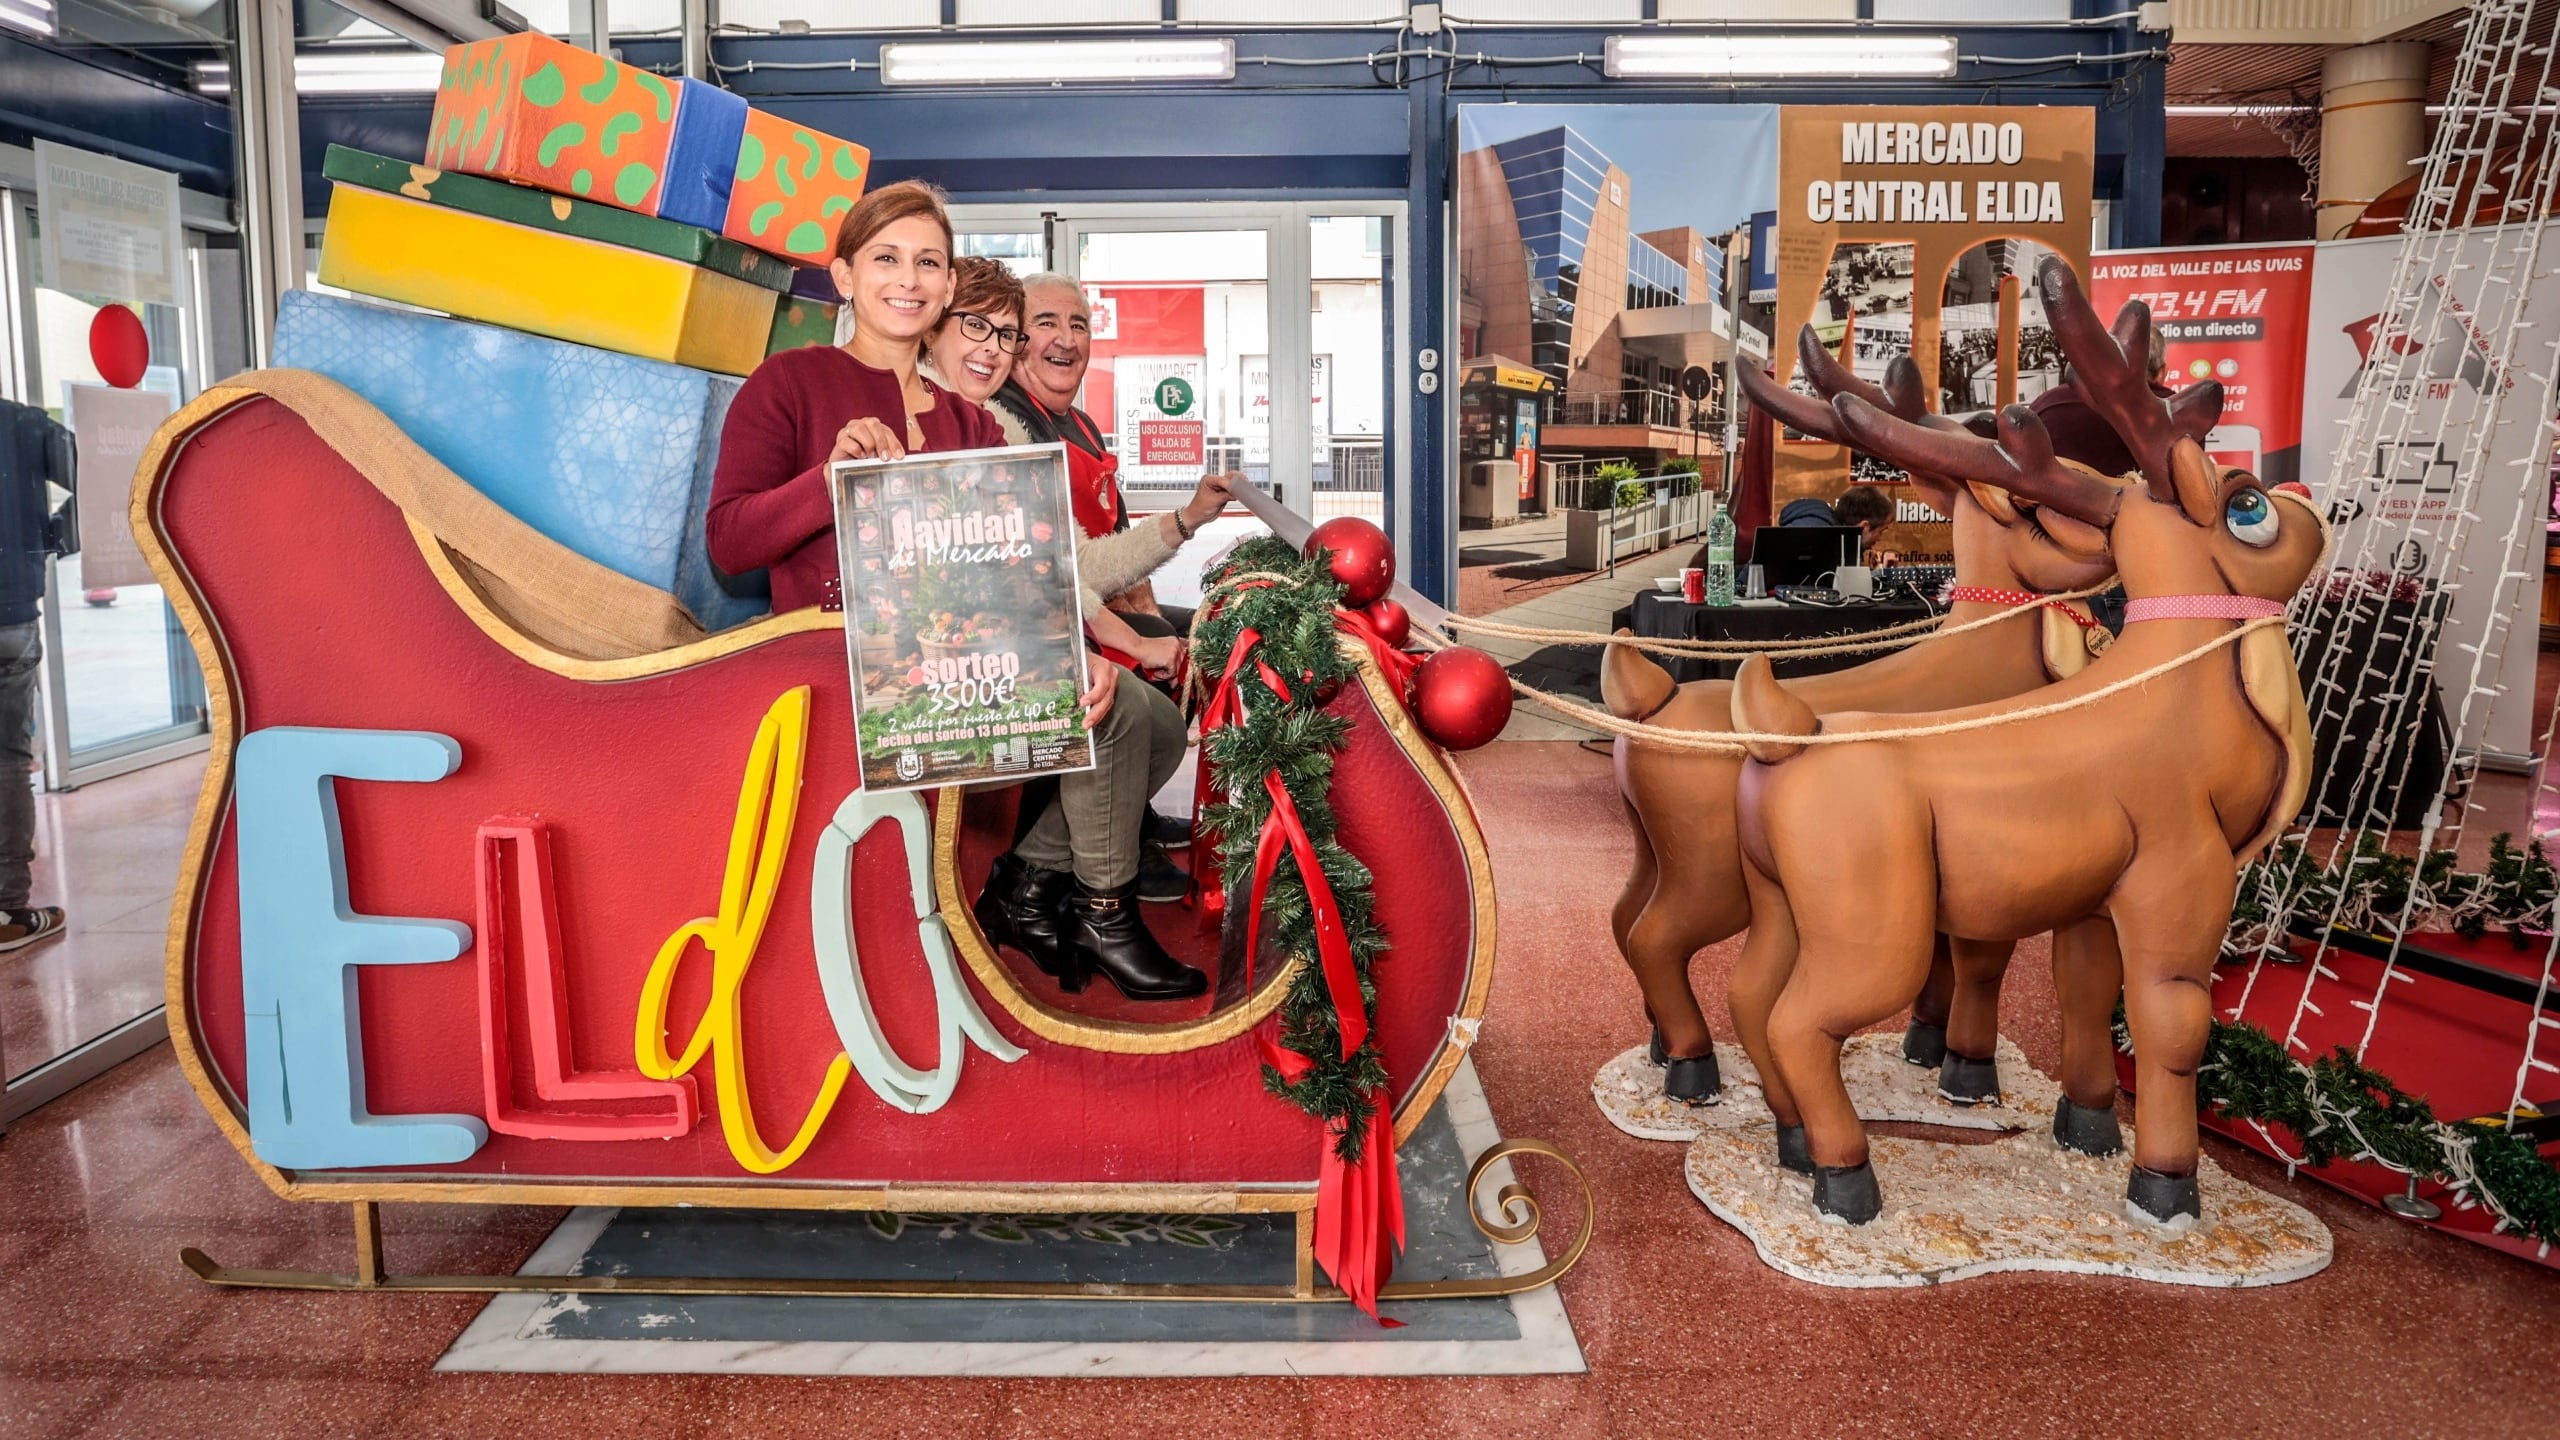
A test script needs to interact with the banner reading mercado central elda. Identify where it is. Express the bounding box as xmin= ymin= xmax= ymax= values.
xmin=1771 ymin=107 xmax=2096 ymax=554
